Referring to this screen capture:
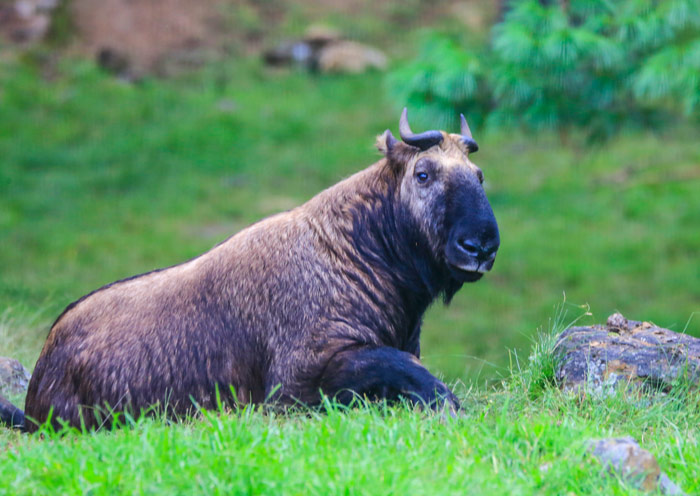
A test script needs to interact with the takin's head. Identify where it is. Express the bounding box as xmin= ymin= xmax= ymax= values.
xmin=377 ymin=108 xmax=500 ymax=283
